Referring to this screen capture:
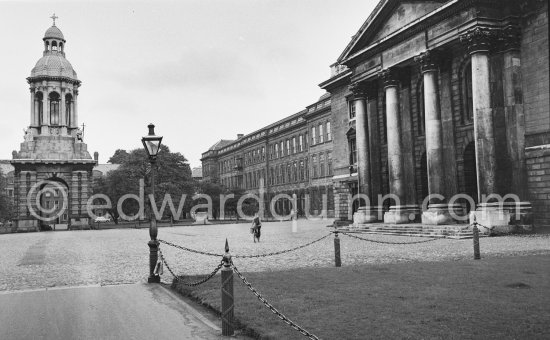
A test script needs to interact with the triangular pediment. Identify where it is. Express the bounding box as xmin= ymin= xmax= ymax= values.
xmin=339 ymin=0 xmax=450 ymax=62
